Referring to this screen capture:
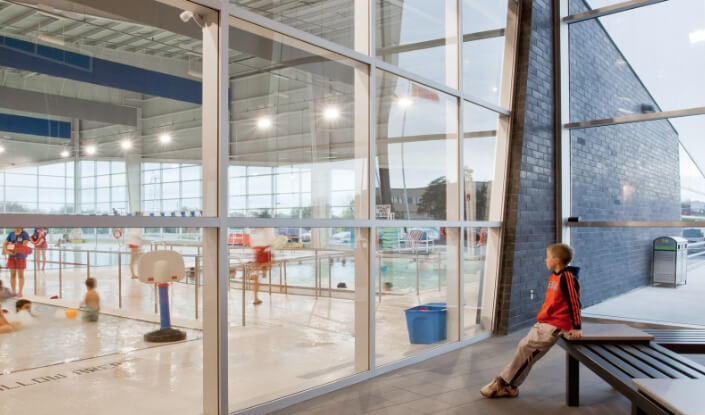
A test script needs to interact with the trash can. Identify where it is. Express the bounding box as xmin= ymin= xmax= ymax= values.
xmin=404 ymin=303 xmax=447 ymax=344
xmin=652 ymin=236 xmax=687 ymax=286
